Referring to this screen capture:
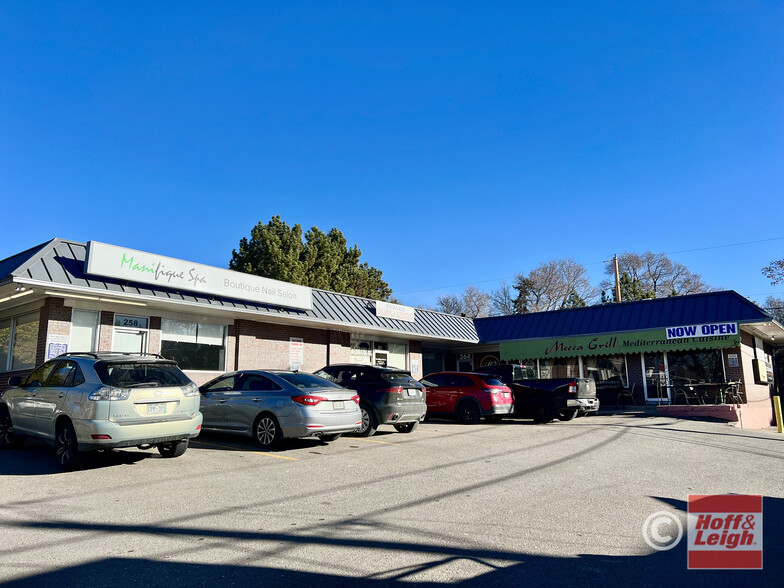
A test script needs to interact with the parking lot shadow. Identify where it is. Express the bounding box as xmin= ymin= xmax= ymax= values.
xmin=5 ymin=496 xmax=781 ymax=587
xmin=193 ymin=430 xmax=372 ymax=453
xmin=0 ymin=440 xmax=155 ymax=475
